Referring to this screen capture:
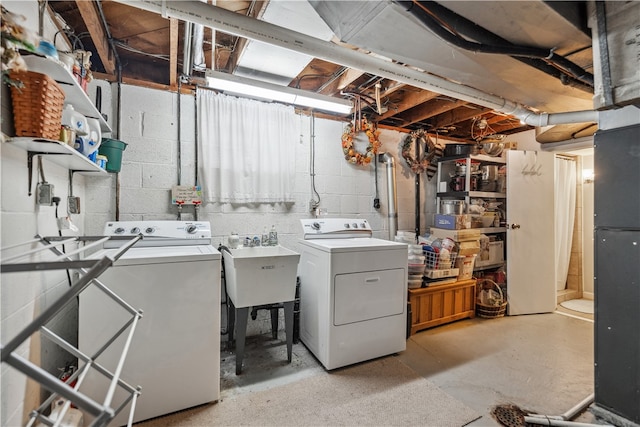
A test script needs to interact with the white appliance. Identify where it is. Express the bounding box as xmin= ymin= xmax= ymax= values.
xmin=297 ymin=218 xmax=408 ymax=370
xmin=79 ymin=221 xmax=221 ymax=426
